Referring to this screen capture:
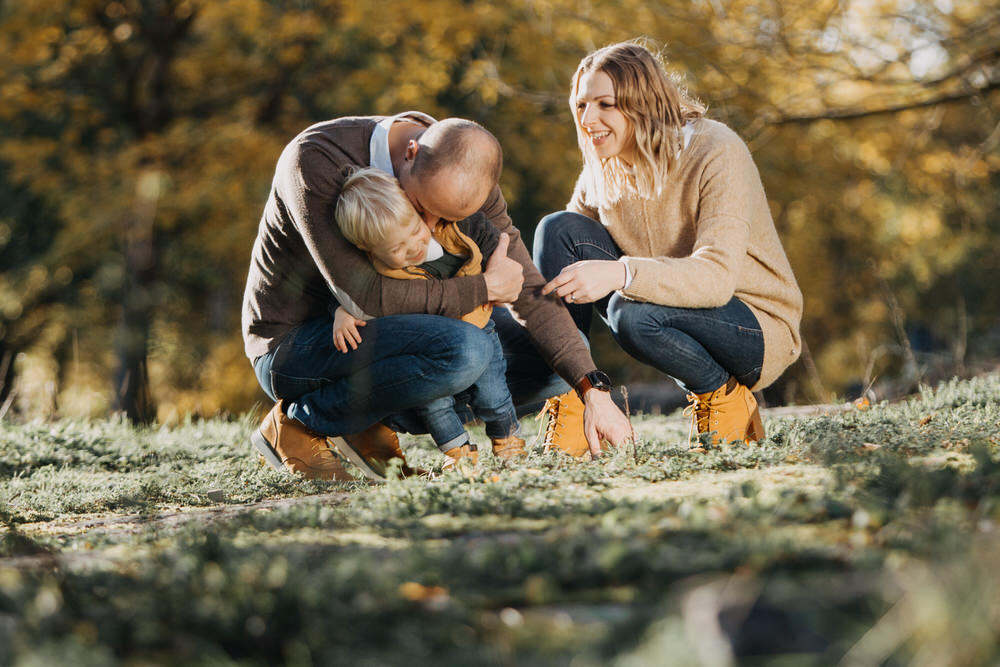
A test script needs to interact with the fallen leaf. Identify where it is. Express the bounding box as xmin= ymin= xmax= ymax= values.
xmin=399 ymin=582 xmax=449 ymax=602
